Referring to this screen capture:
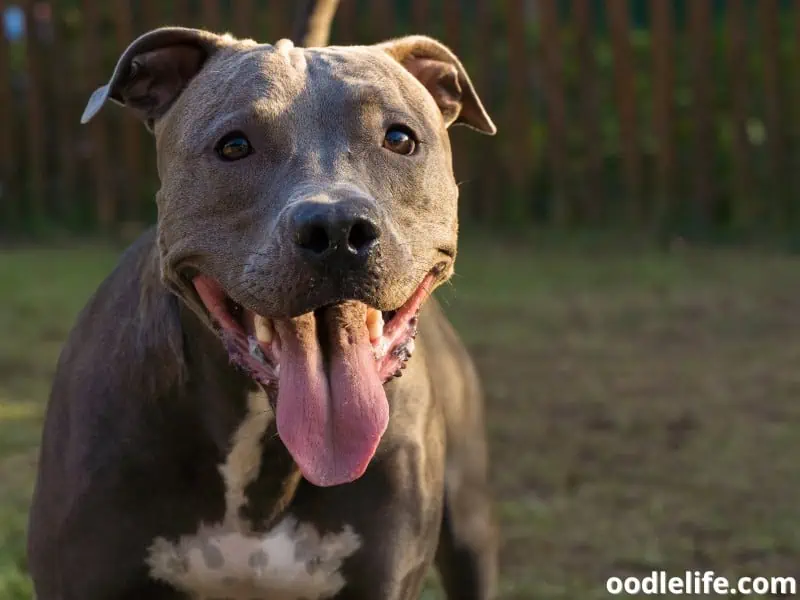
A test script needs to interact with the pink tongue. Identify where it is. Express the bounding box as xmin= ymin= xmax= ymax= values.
xmin=274 ymin=302 xmax=389 ymax=487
